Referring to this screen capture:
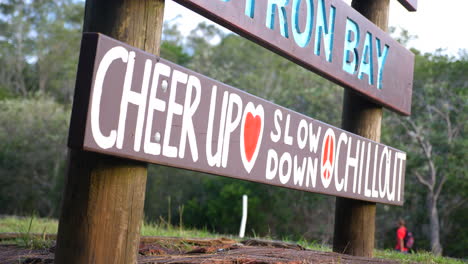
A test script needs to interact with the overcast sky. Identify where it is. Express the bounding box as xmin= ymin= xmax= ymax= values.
xmin=163 ymin=0 xmax=468 ymax=56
